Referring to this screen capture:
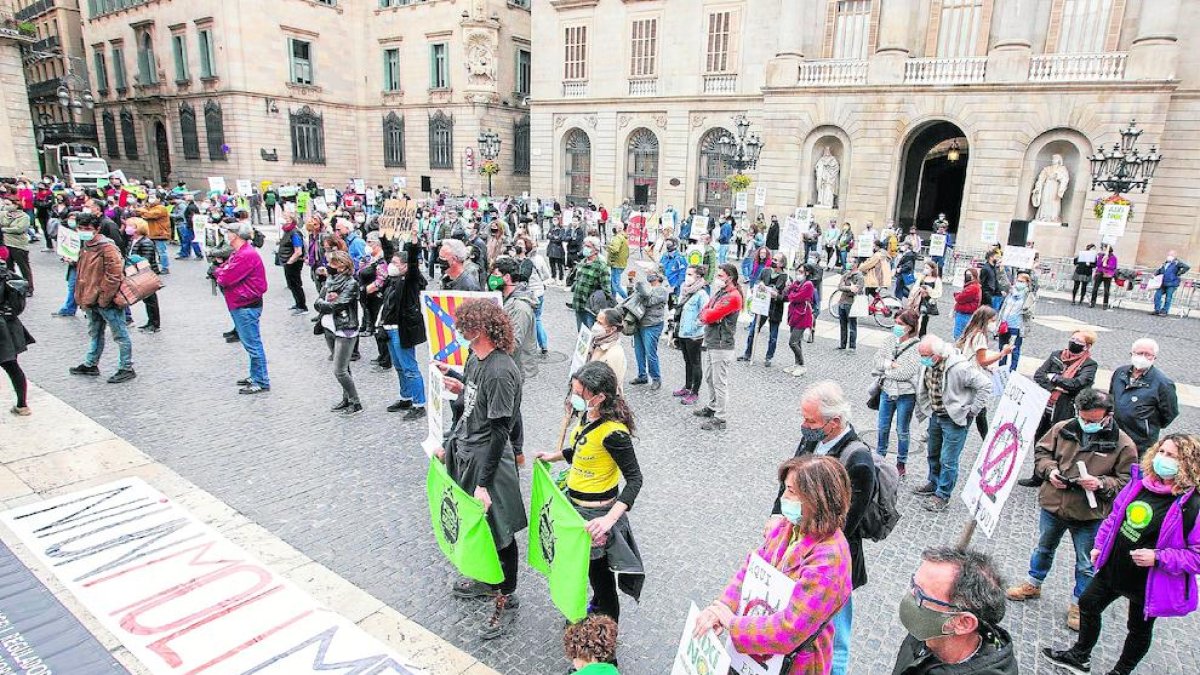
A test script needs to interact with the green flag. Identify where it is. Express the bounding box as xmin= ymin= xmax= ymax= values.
xmin=528 ymin=460 xmax=592 ymax=622
xmin=426 ymin=459 xmax=503 ymax=584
